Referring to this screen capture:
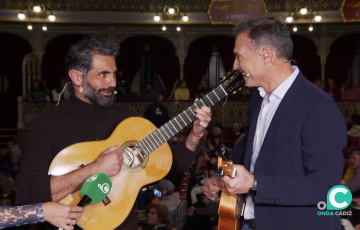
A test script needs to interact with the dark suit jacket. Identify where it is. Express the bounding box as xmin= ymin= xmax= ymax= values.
xmin=232 ymin=71 xmax=347 ymax=230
